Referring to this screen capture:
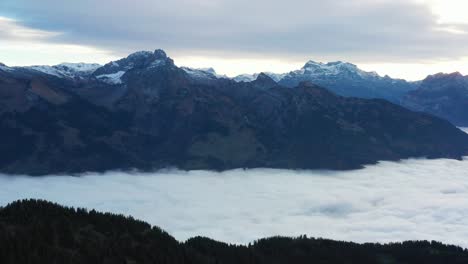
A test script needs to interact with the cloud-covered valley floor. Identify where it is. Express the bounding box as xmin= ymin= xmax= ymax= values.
xmin=2 ymin=155 xmax=468 ymax=247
